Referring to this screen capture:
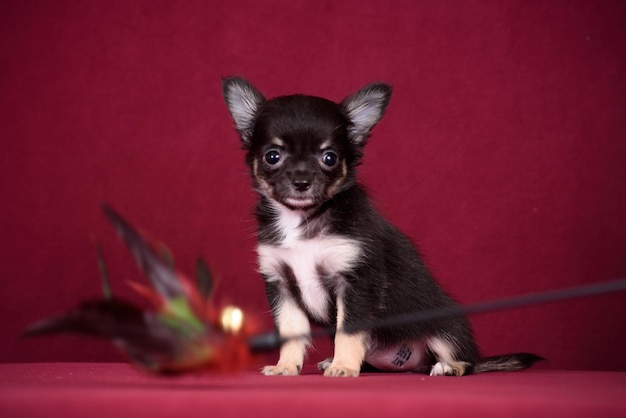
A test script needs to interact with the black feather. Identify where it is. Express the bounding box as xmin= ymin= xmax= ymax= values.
xmin=22 ymin=299 xmax=194 ymax=370
xmin=100 ymin=204 xmax=185 ymax=301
